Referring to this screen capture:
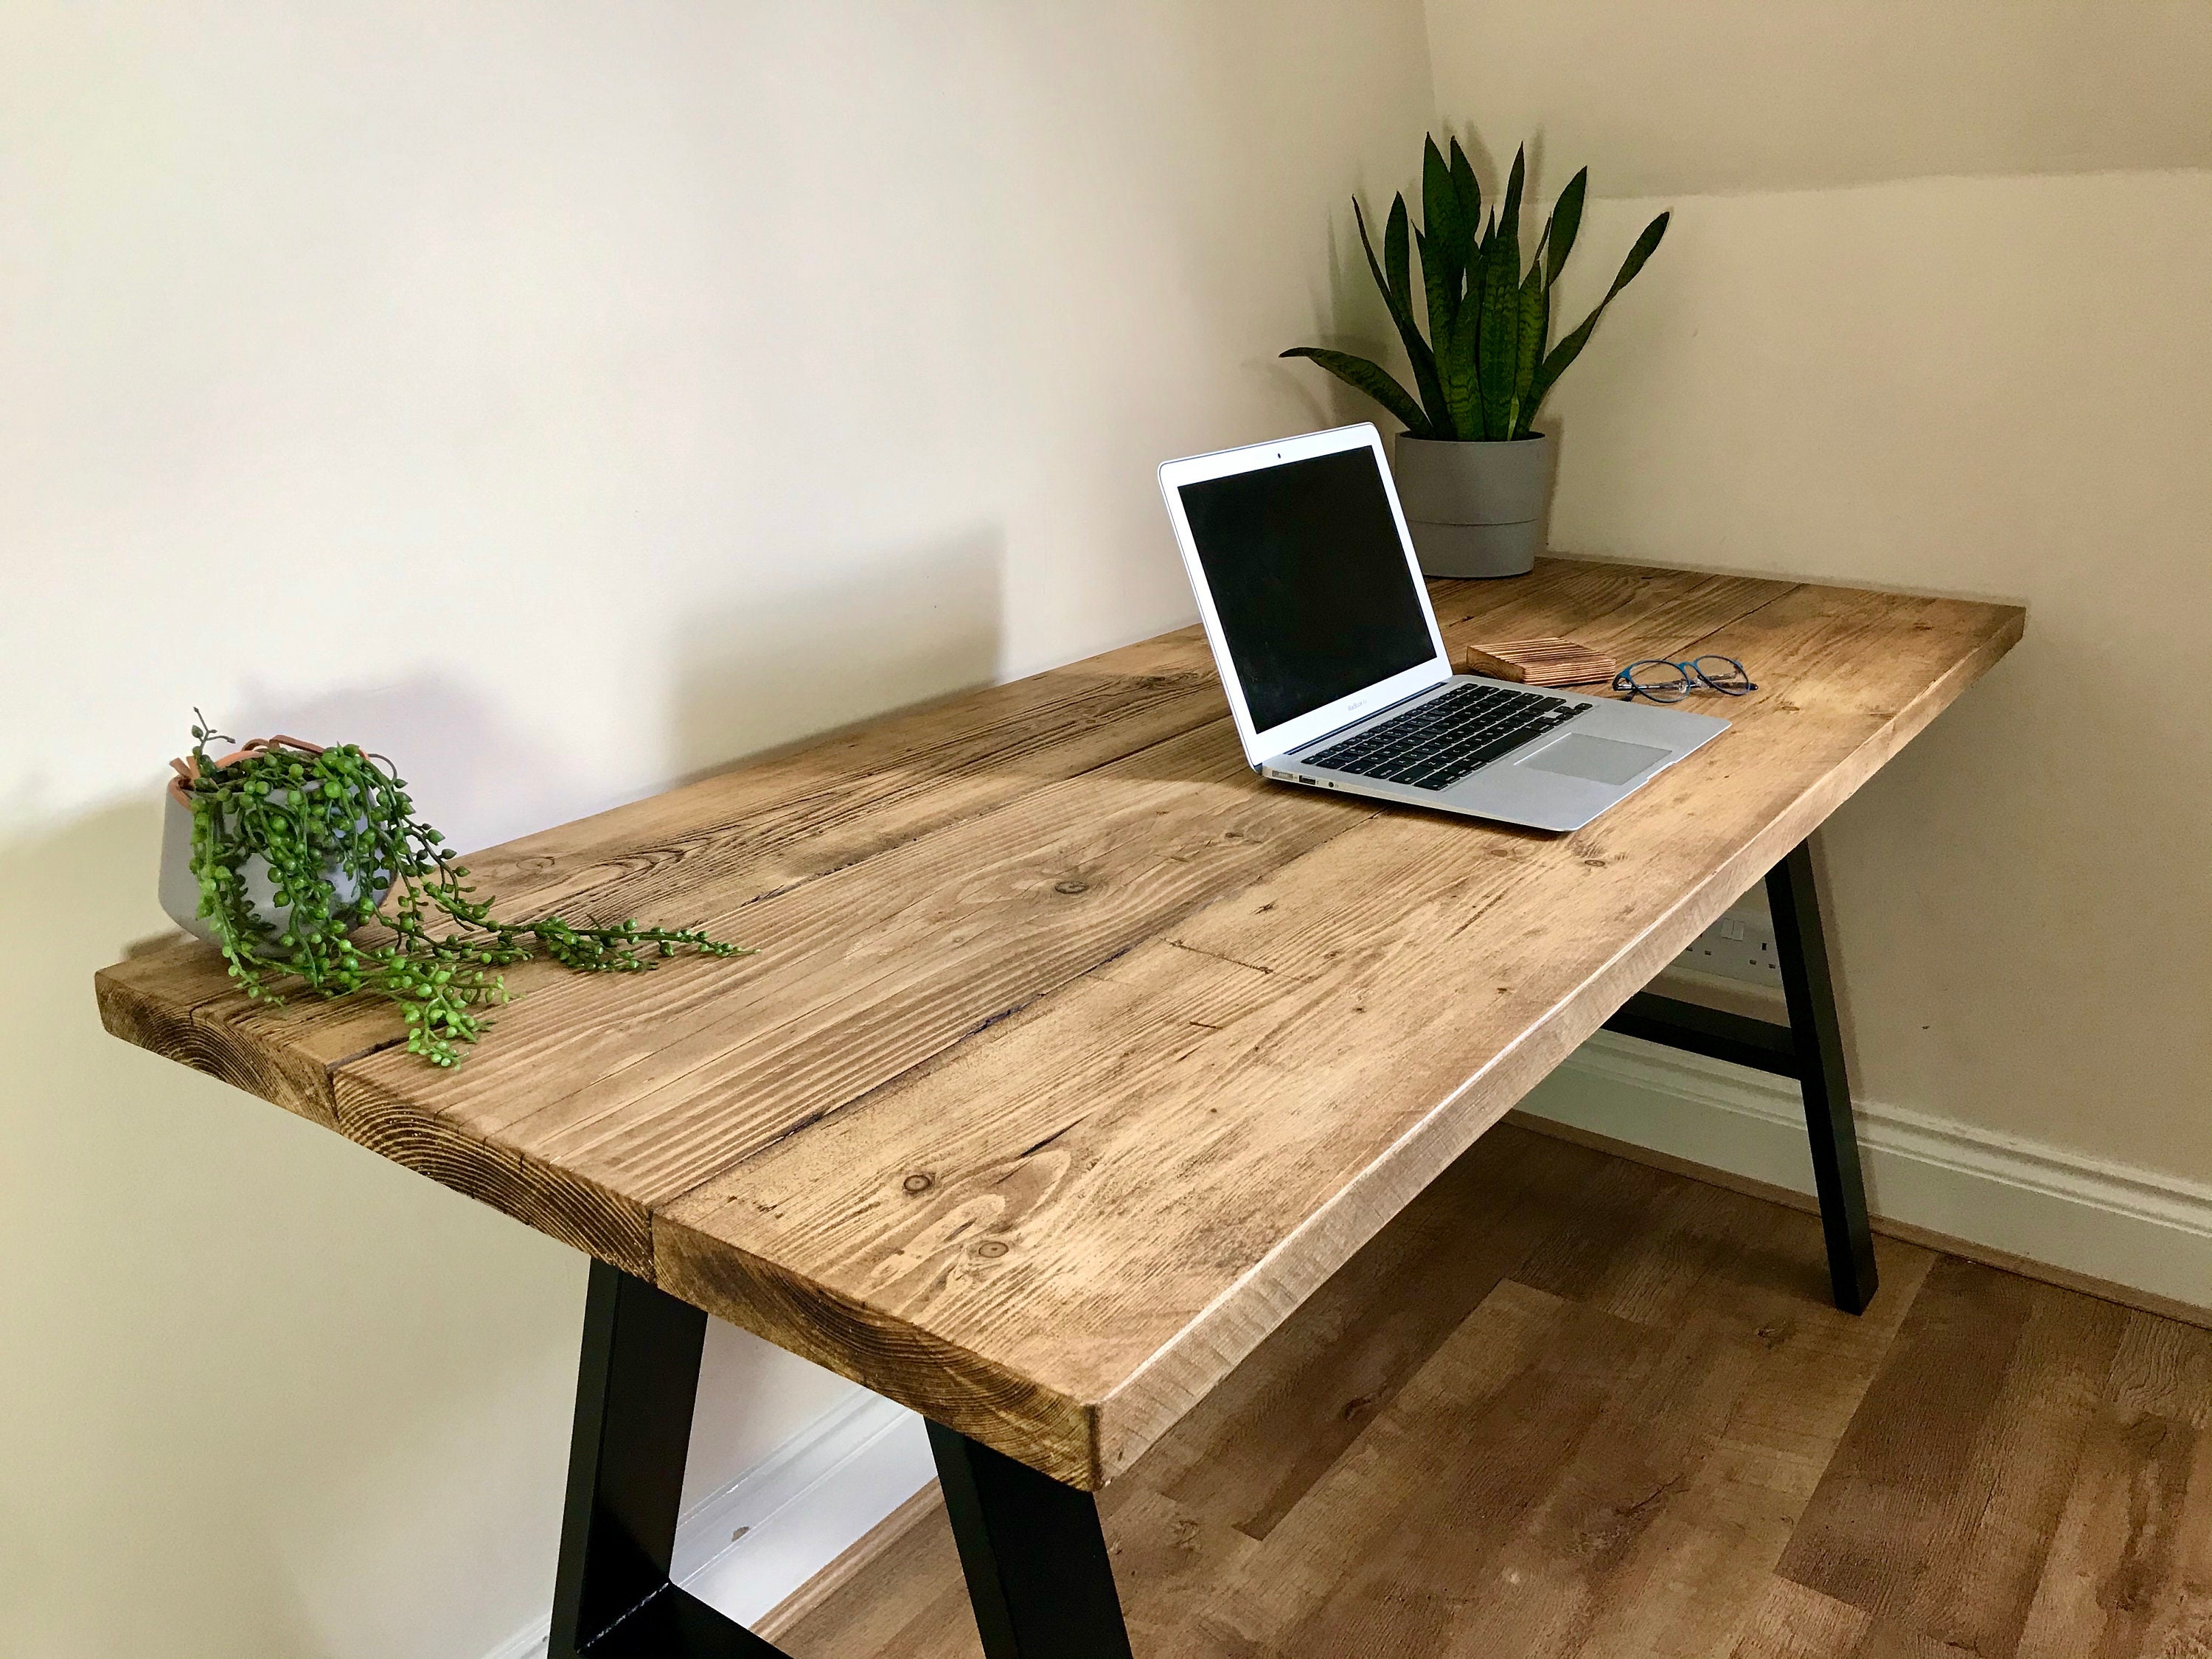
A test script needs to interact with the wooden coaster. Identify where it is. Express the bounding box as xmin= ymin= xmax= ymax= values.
xmin=1460 ymin=636 xmax=1617 ymax=686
